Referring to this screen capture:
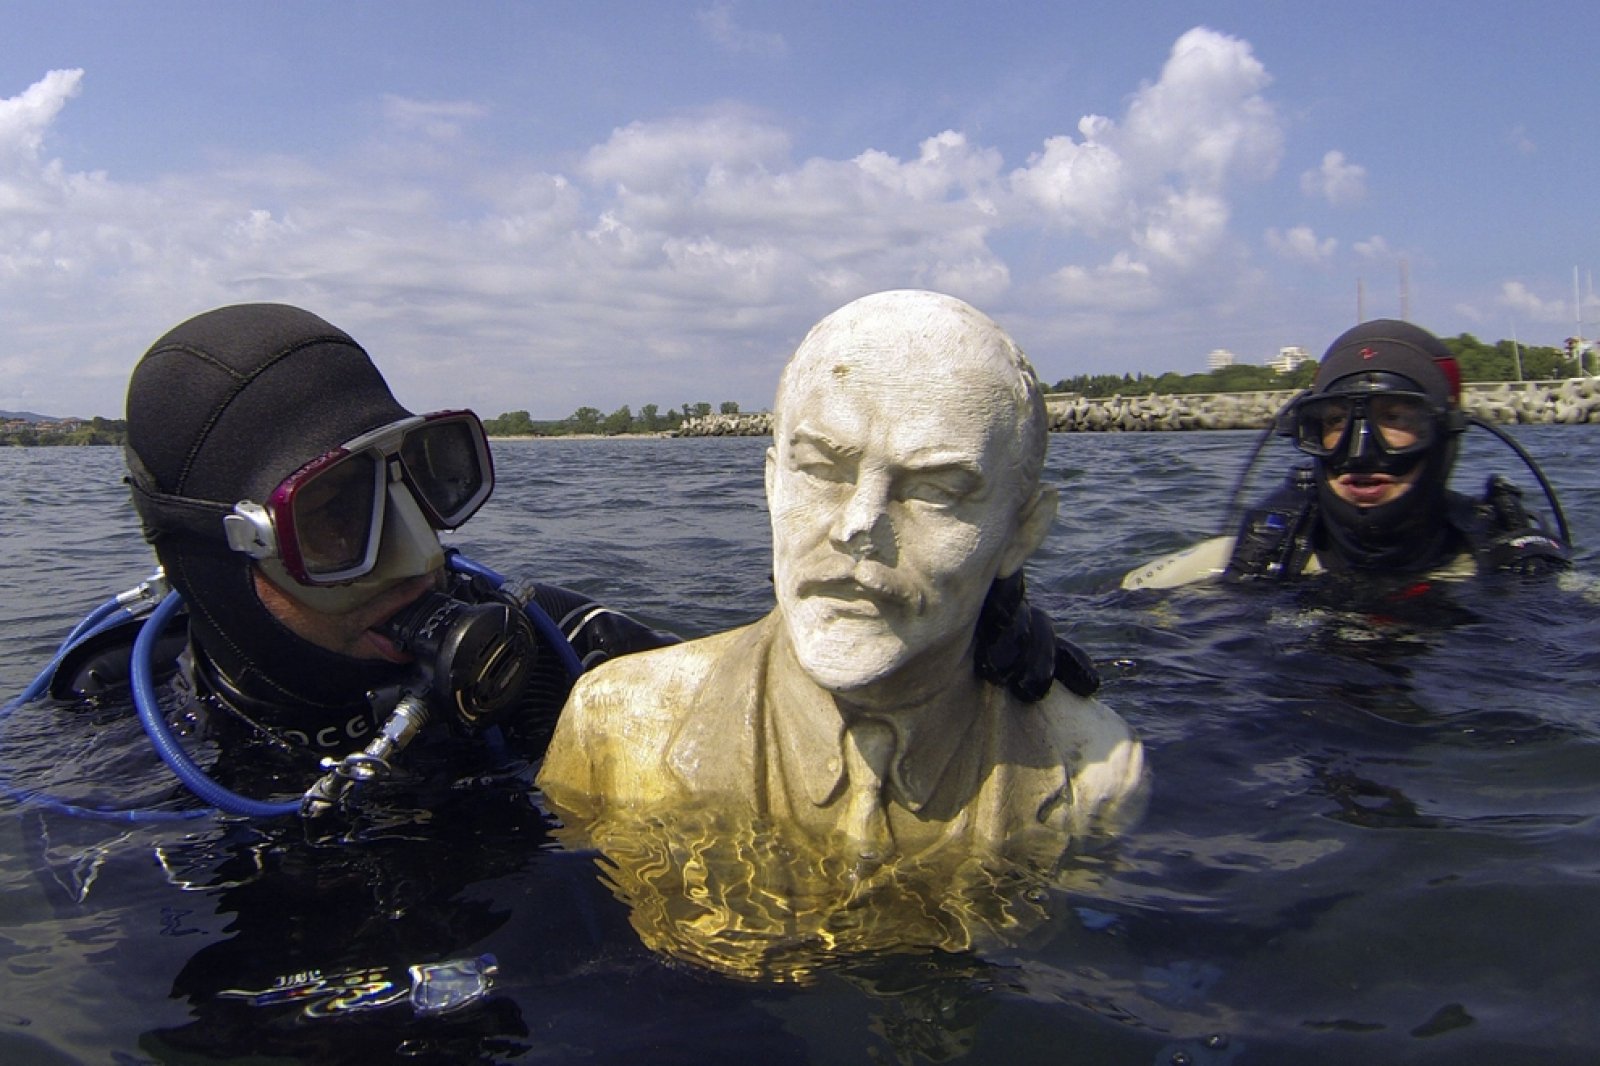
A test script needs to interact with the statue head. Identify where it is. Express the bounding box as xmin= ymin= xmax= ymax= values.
xmin=765 ymin=290 xmax=1058 ymax=695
